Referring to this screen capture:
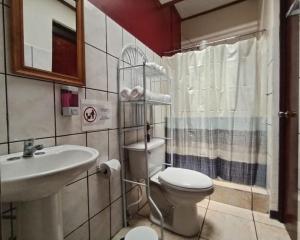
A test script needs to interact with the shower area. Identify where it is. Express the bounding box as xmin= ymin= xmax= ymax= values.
xmin=163 ymin=34 xmax=267 ymax=187
xmin=158 ymin=7 xmax=278 ymax=212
